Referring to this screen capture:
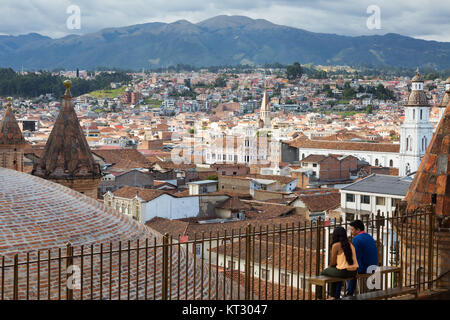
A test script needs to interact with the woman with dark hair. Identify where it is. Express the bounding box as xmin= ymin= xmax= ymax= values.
xmin=316 ymin=226 xmax=358 ymax=300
